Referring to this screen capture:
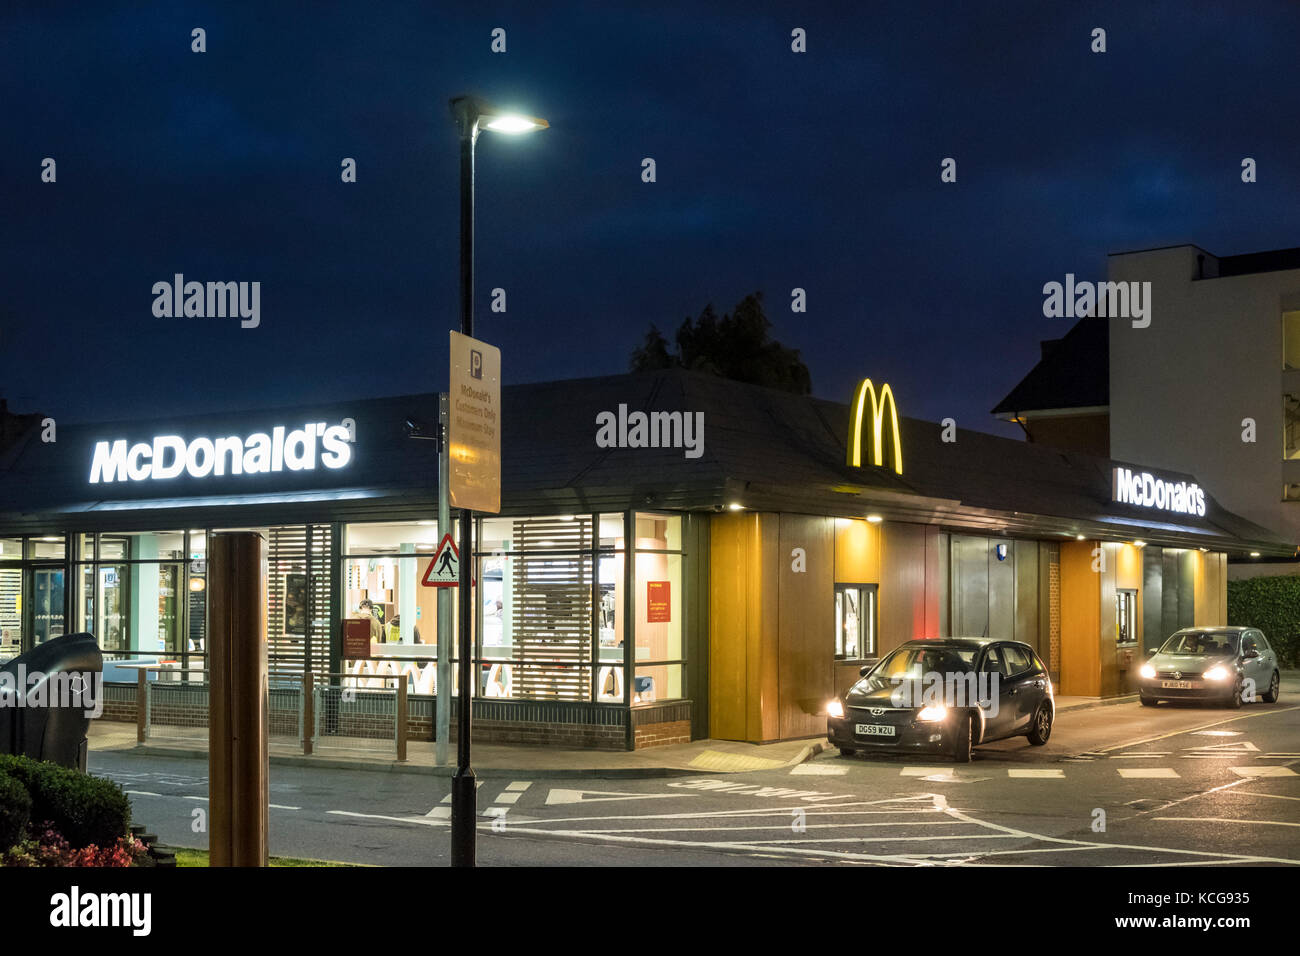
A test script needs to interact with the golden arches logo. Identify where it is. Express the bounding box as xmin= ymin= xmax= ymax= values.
xmin=846 ymin=379 xmax=903 ymax=475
